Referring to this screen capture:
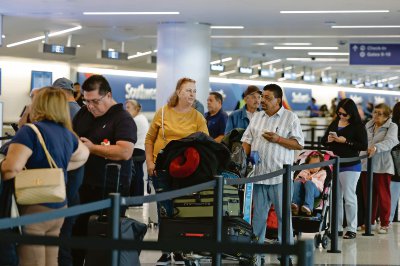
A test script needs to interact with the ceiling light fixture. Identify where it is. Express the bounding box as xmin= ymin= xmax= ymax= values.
xmin=6 ymin=26 xmax=82 ymax=48
xmin=83 ymin=12 xmax=180 ymax=15
xmin=210 ymin=26 xmax=244 ymax=29
xmin=274 ymin=46 xmax=338 ymax=50
xmin=211 ymin=35 xmax=400 ymax=39
xmin=280 ymin=43 xmax=312 ymax=45
xmin=1 ymin=35 xmax=5 ymax=39
xmin=262 ymin=59 xmax=282 ymax=66
xmin=332 ymin=25 xmax=400 ymax=29
xmin=388 ymin=76 xmax=399 ymax=81
xmin=286 ymin=57 xmax=348 ymax=62
xmin=252 ymin=42 xmax=268 ymax=46
xmin=280 ymin=10 xmax=389 ymax=14
xmin=219 ymin=70 xmax=236 ymax=76
xmin=128 ymin=50 xmax=152 ymax=59
xmin=210 ymin=57 xmax=232 ymax=64
xmin=308 ymin=52 xmax=349 ymax=56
